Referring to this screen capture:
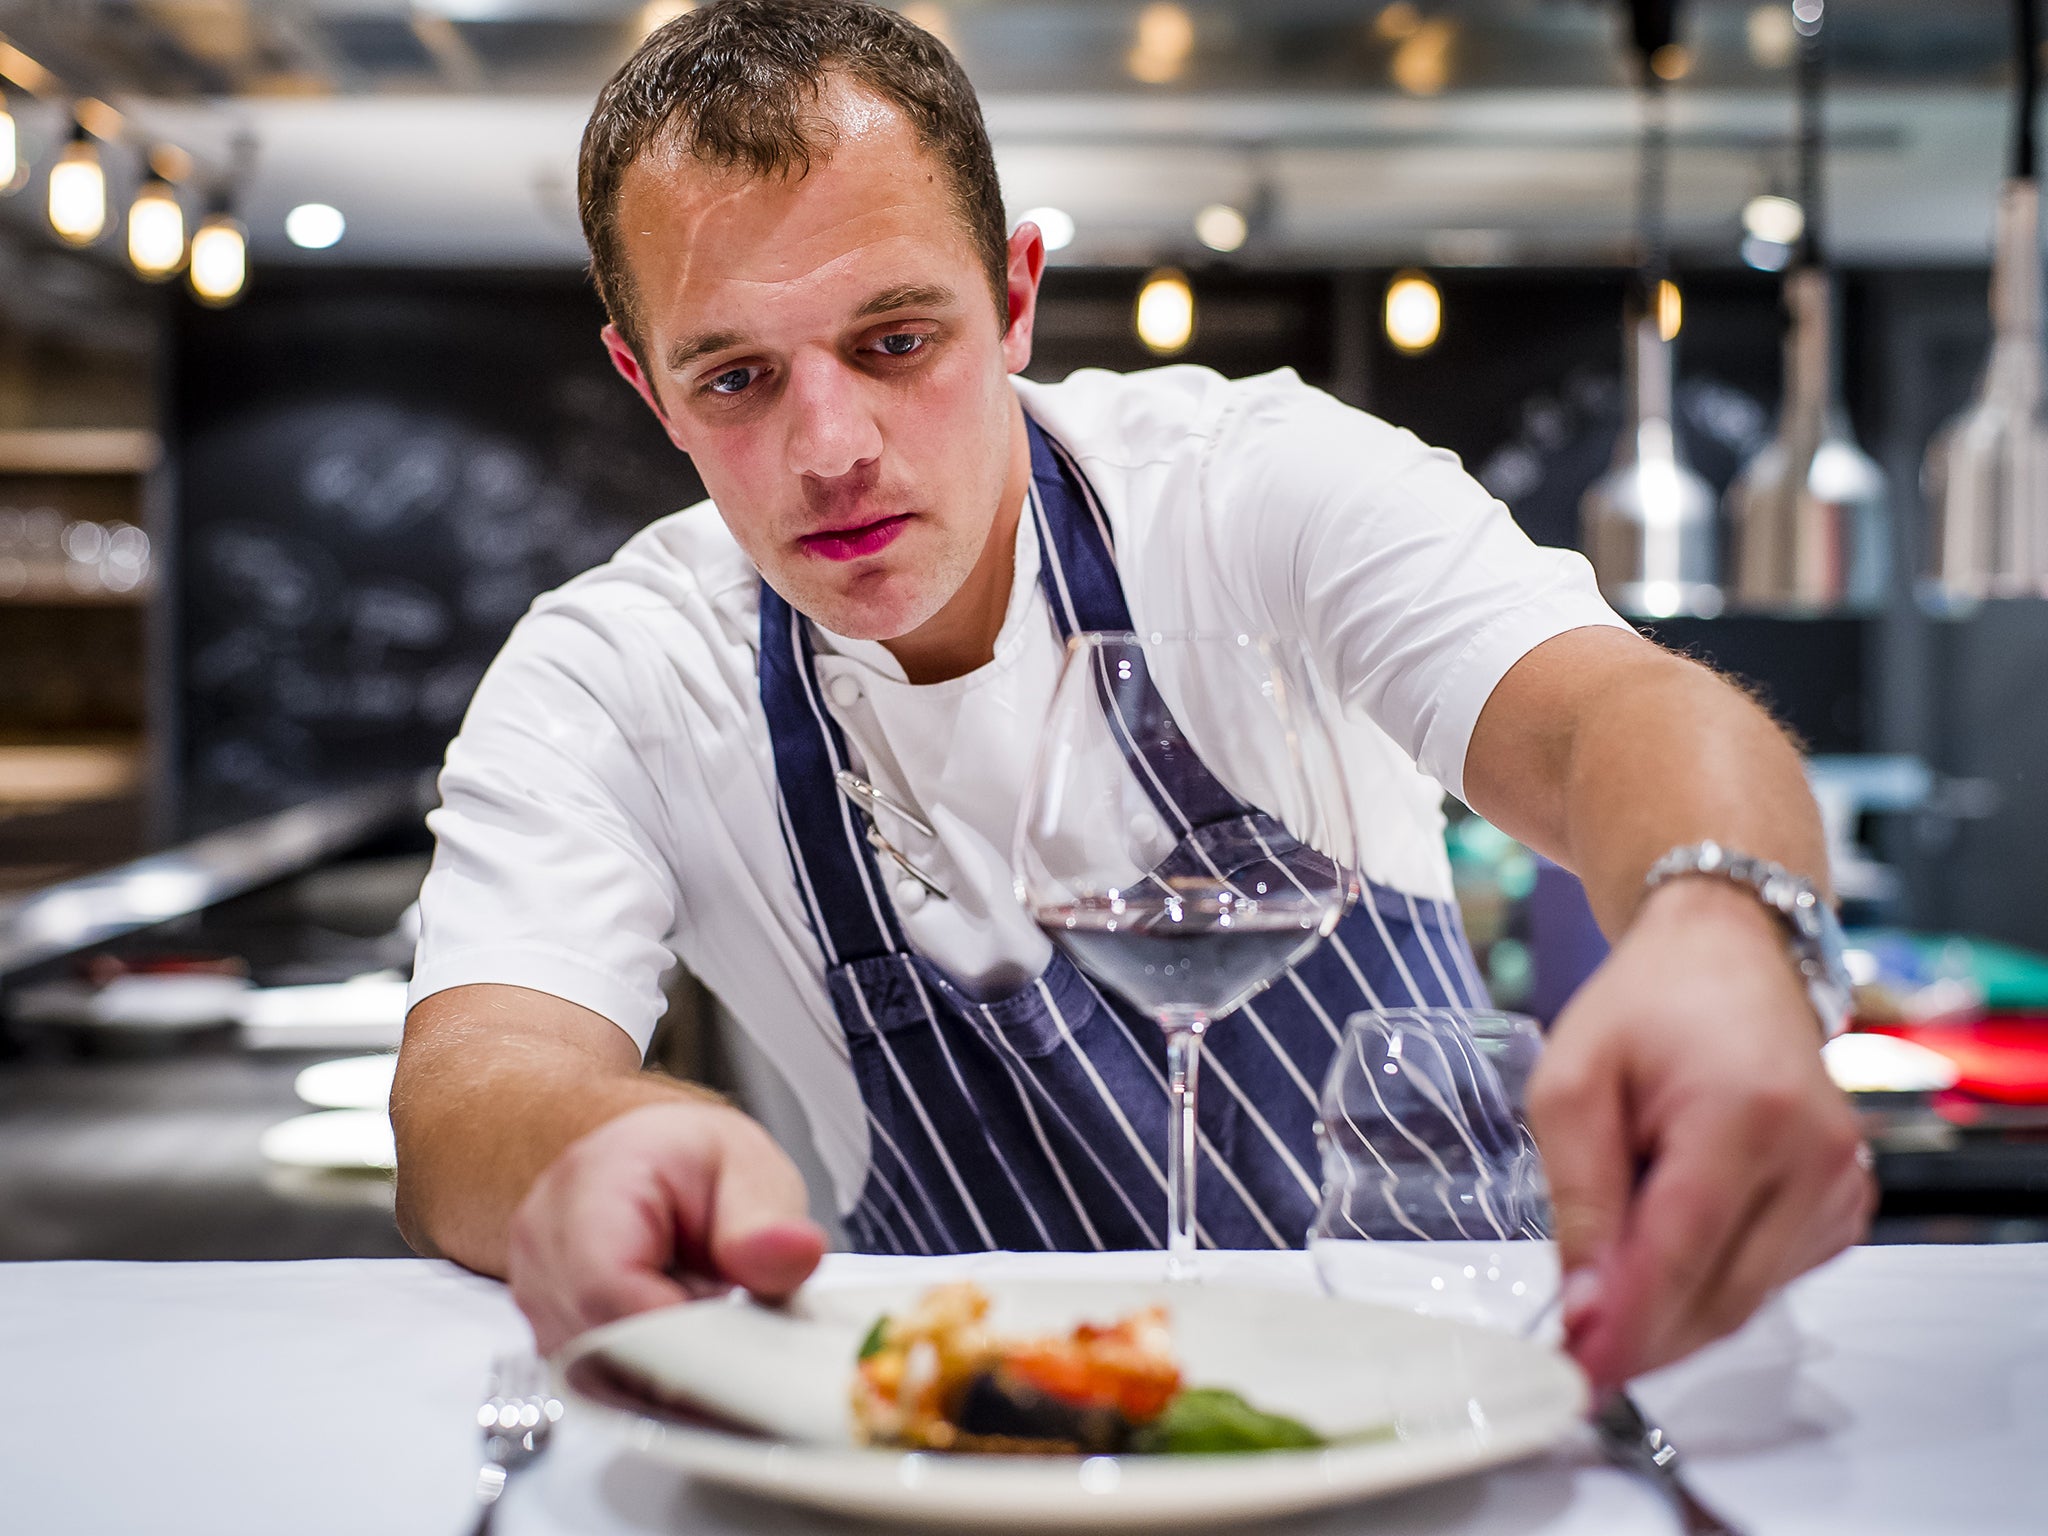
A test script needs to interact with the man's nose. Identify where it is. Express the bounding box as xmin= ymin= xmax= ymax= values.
xmin=783 ymin=351 xmax=882 ymax=482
